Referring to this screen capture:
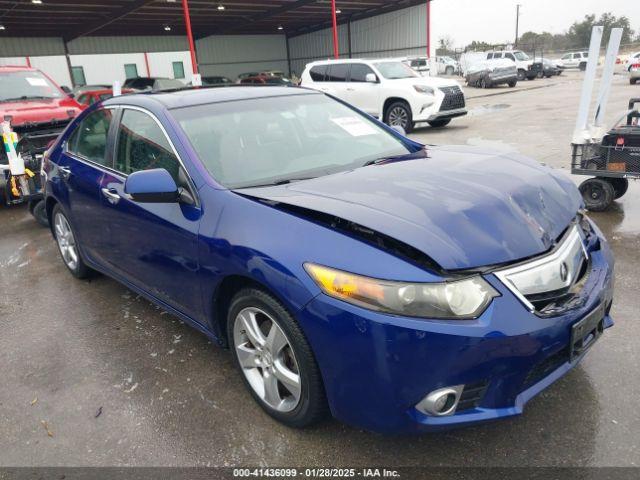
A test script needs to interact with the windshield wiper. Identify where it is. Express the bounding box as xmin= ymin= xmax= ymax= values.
xmin=238 ymin=177 xmax=317 ymax=189
xmin=1 ymin=96 xmax=54 ymax=102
